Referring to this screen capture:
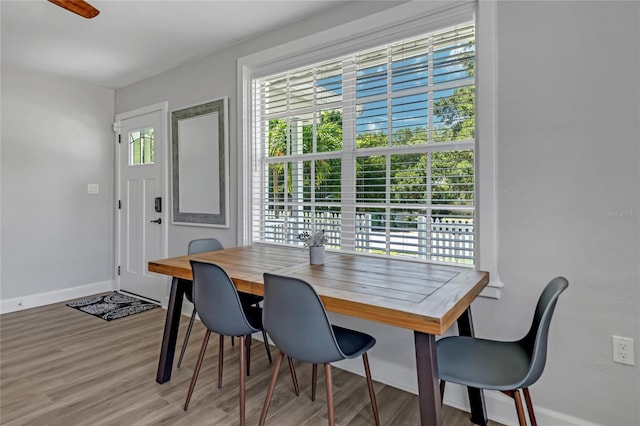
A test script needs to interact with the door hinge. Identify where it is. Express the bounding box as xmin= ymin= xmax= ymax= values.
xmin=118 ymin=266 xmax=121 ymax=275
xmin=118 ymin=134 xmax=121 ymax=144
xmin=118 ymin=200 xmax=121 ymax=209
